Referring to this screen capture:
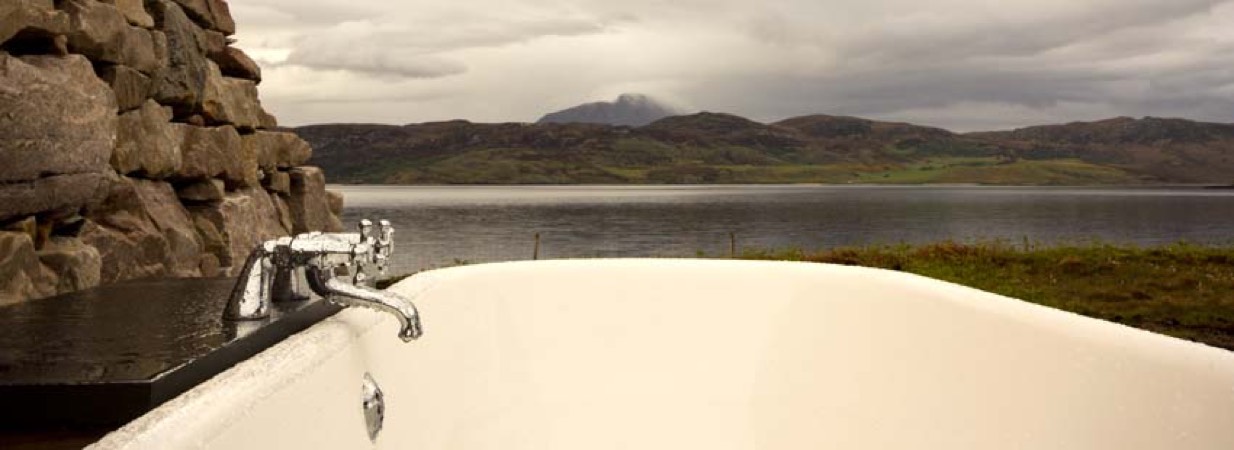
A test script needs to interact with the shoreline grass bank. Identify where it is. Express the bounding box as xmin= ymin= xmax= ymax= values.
xmin=739 ymin=242 xmax=1234 ymax=351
